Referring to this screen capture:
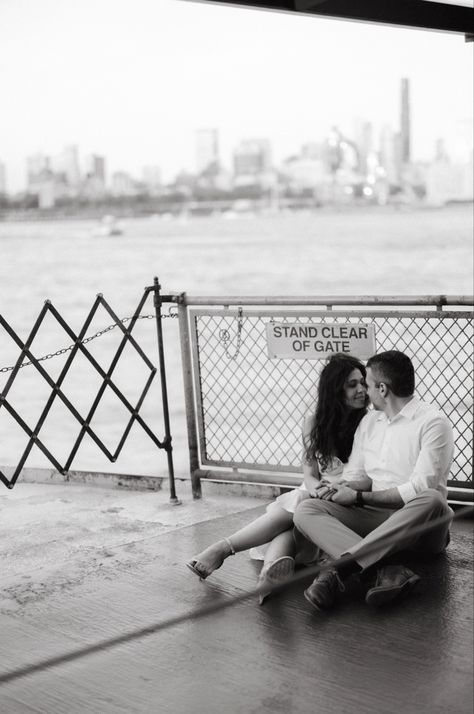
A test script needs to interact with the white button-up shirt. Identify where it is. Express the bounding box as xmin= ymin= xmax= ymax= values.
xmin=344 ymin=397 xmax=454 ymax=503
